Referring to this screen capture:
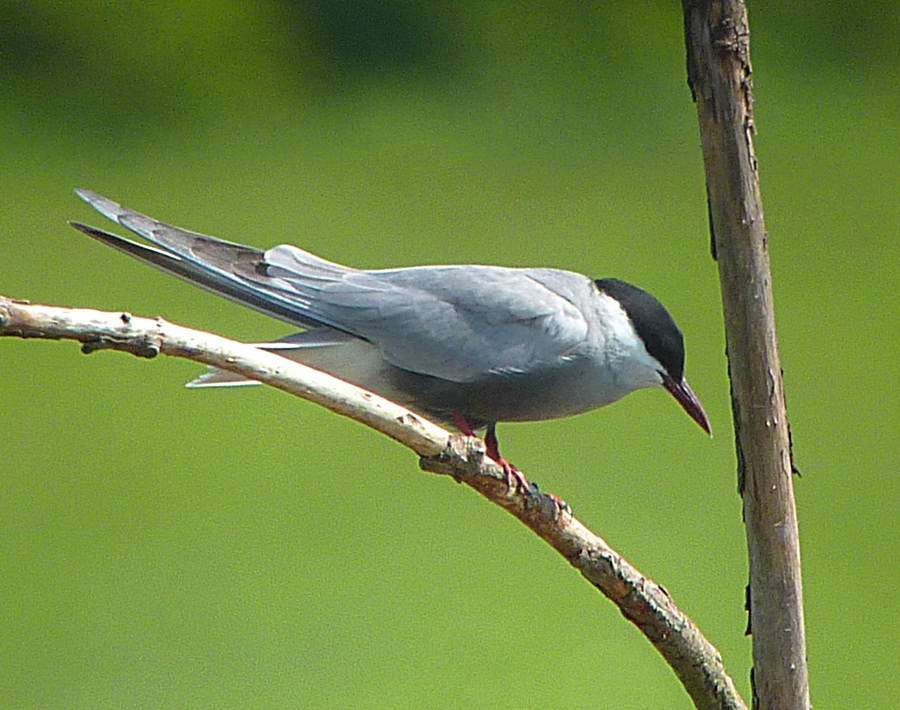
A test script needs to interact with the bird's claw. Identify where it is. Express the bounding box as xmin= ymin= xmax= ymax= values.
xmin=495 ymin=456 xmax=530 ymax=493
